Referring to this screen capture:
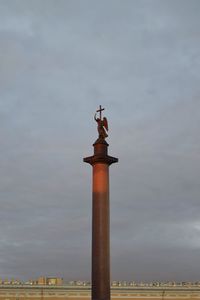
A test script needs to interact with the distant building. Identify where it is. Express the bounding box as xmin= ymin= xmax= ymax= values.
xmin=10 ymin=279 xmax=21 ymax=285
xmin=3 ymin=279 xmax=11 ymax=285
xmin=37 ymin=277 xmax=63 ymax=285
